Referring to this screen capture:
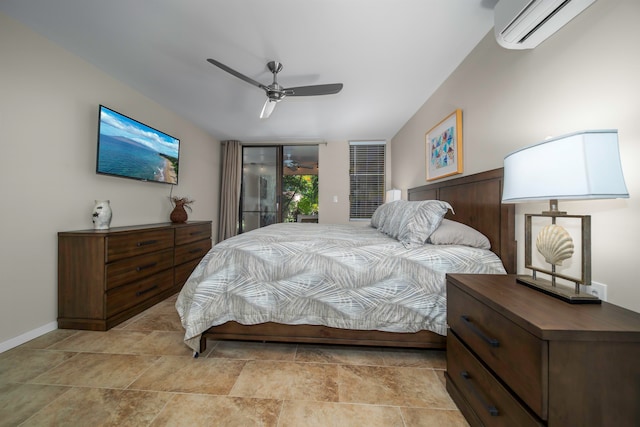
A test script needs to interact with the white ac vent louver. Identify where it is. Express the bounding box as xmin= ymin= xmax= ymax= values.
xmin=494 ymin=0 xmax=596 ymax=50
